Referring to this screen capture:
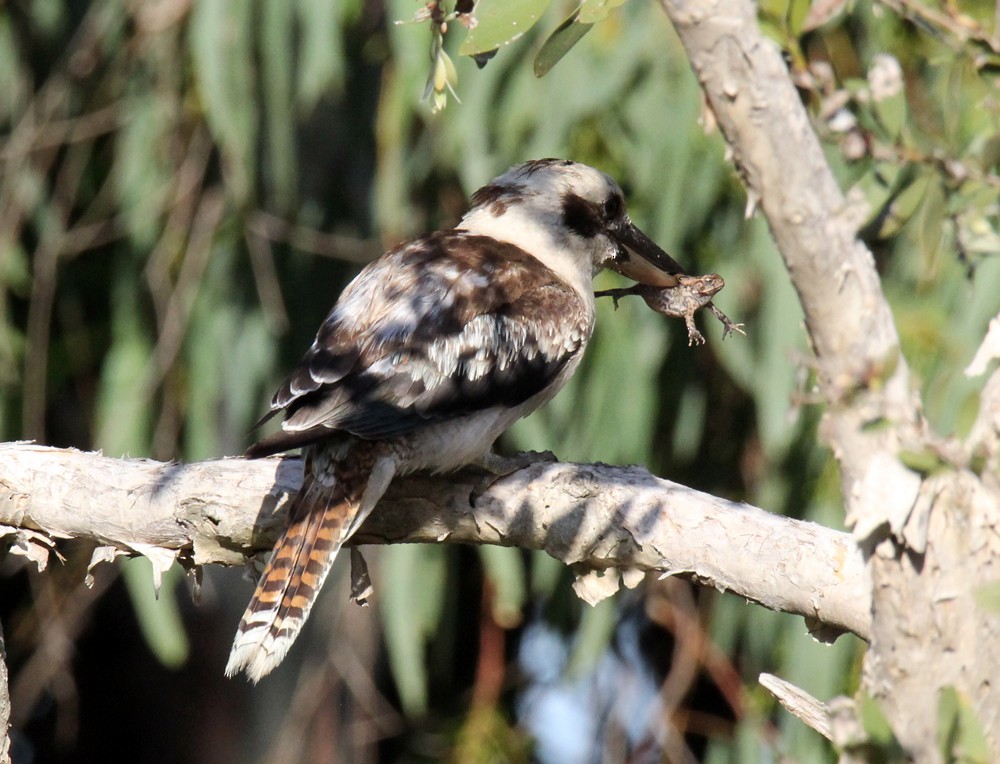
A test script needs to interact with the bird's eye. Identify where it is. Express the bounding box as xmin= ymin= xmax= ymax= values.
xmin=603 ymin=195 xmax=623 ymax=220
